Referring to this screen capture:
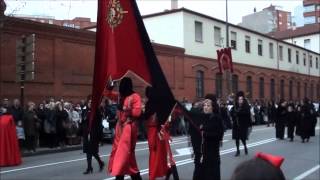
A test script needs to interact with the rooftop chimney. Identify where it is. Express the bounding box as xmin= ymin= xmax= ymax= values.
xmin=171 ymin=0 xmax=178 ymax=10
